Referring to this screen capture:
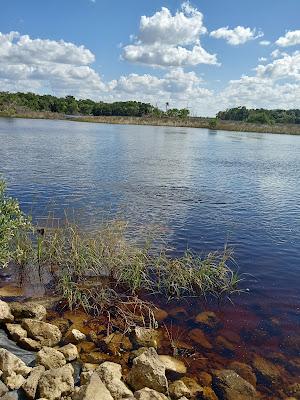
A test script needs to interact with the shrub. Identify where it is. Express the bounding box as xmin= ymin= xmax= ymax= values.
xmin=0 ymin=179 xmax=32 ymax=268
